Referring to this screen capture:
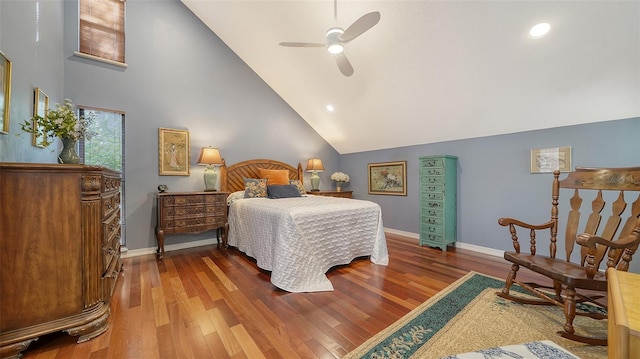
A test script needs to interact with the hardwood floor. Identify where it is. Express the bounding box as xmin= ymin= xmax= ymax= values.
xmin=22 ymin=233 xmax=545 ymax=359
